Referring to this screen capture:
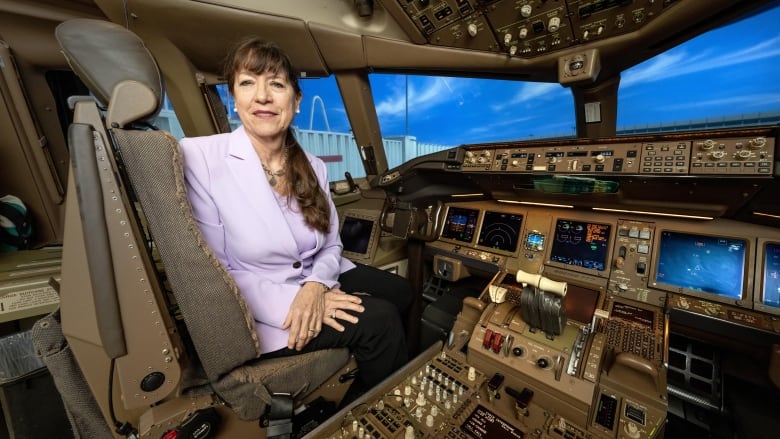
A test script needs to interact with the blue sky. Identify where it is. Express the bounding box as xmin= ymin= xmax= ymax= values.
xmin=295 ymin=5 xmax=780 ymax=146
